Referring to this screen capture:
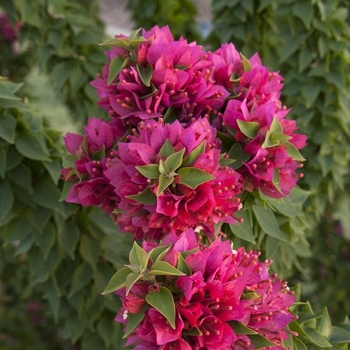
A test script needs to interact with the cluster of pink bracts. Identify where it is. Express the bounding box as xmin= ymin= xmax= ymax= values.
xmin=62 ymin=26 xmax=304 ymax=349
